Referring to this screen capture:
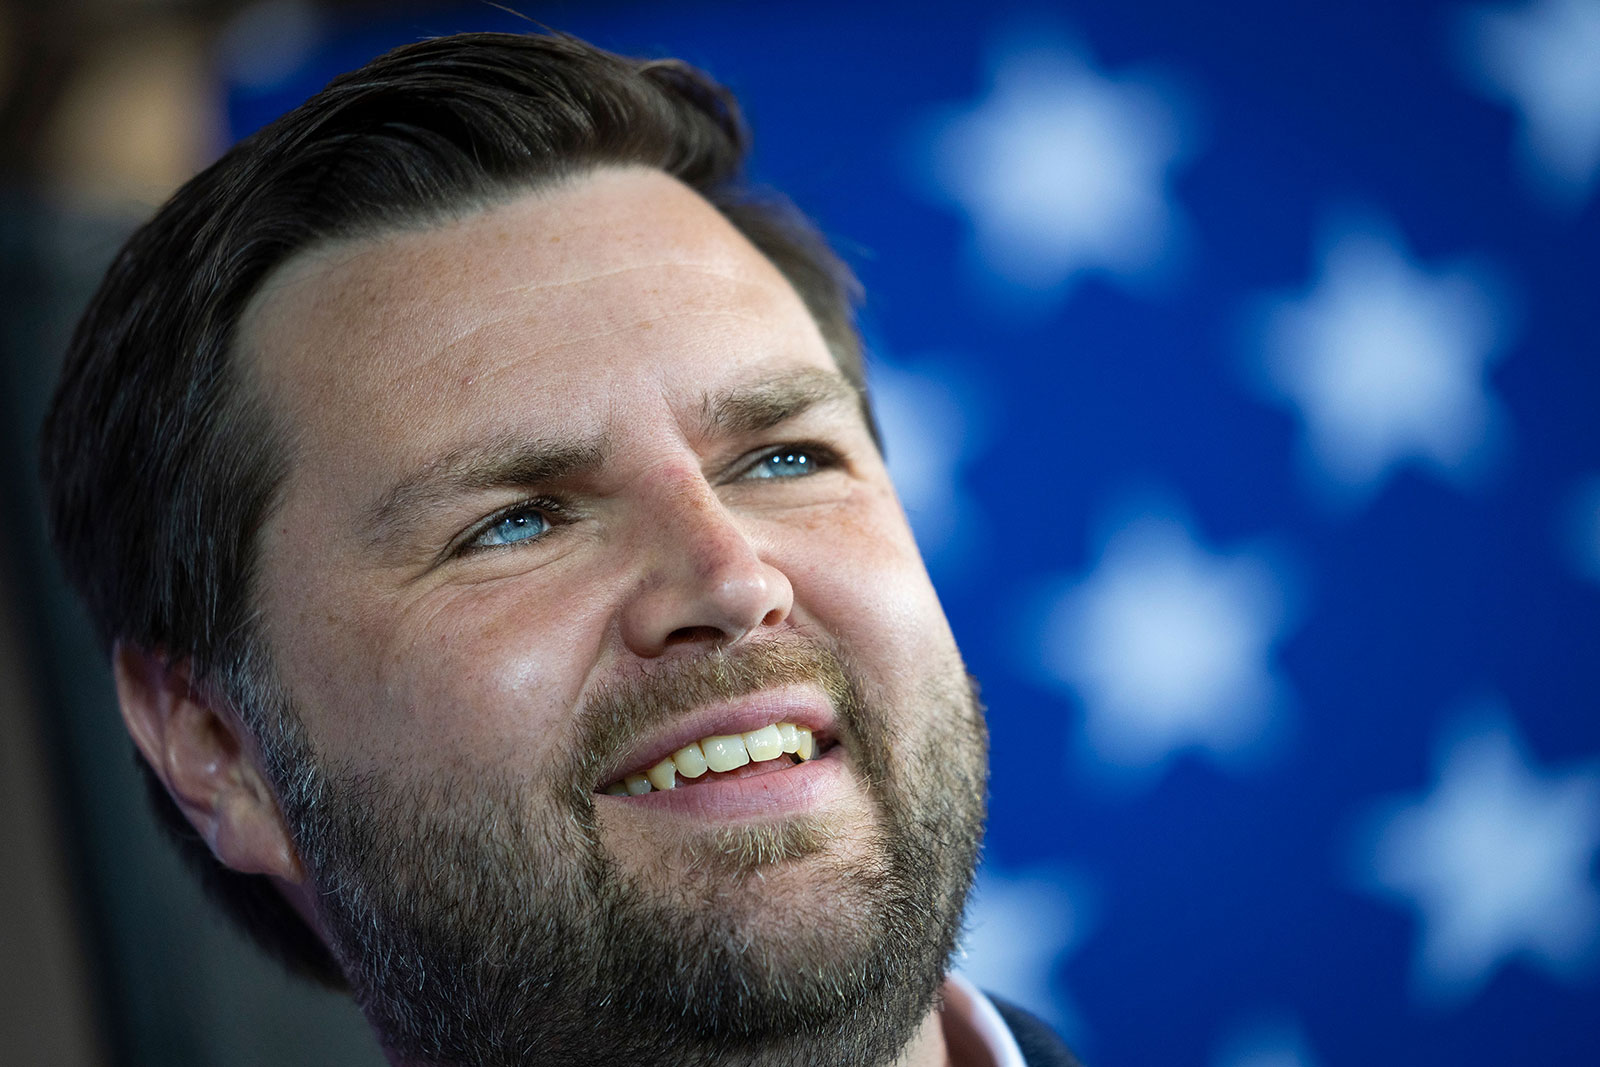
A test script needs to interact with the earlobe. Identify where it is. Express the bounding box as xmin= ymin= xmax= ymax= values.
xmin=112 ymin=643 xmax=305 ymax=883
